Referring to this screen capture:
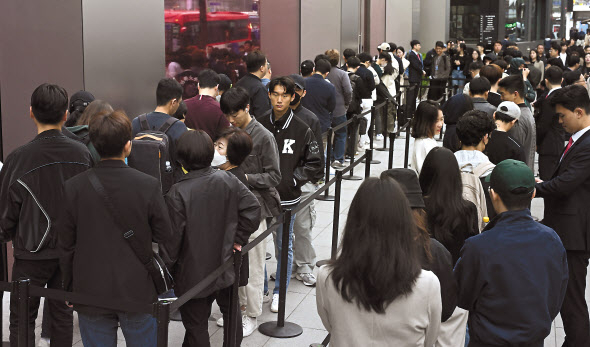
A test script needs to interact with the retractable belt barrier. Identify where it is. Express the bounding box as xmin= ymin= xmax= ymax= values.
xmin=1 ymin=95 xmax=406 ymax=347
